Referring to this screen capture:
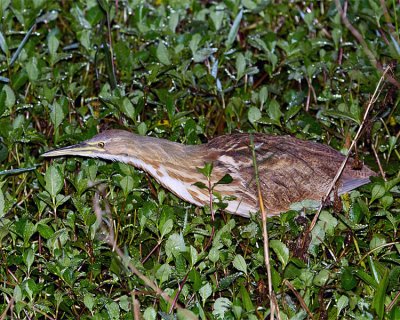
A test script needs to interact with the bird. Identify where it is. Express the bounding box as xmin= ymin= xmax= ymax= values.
xmin=42 ymin=130 xmax=377 ymax=218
